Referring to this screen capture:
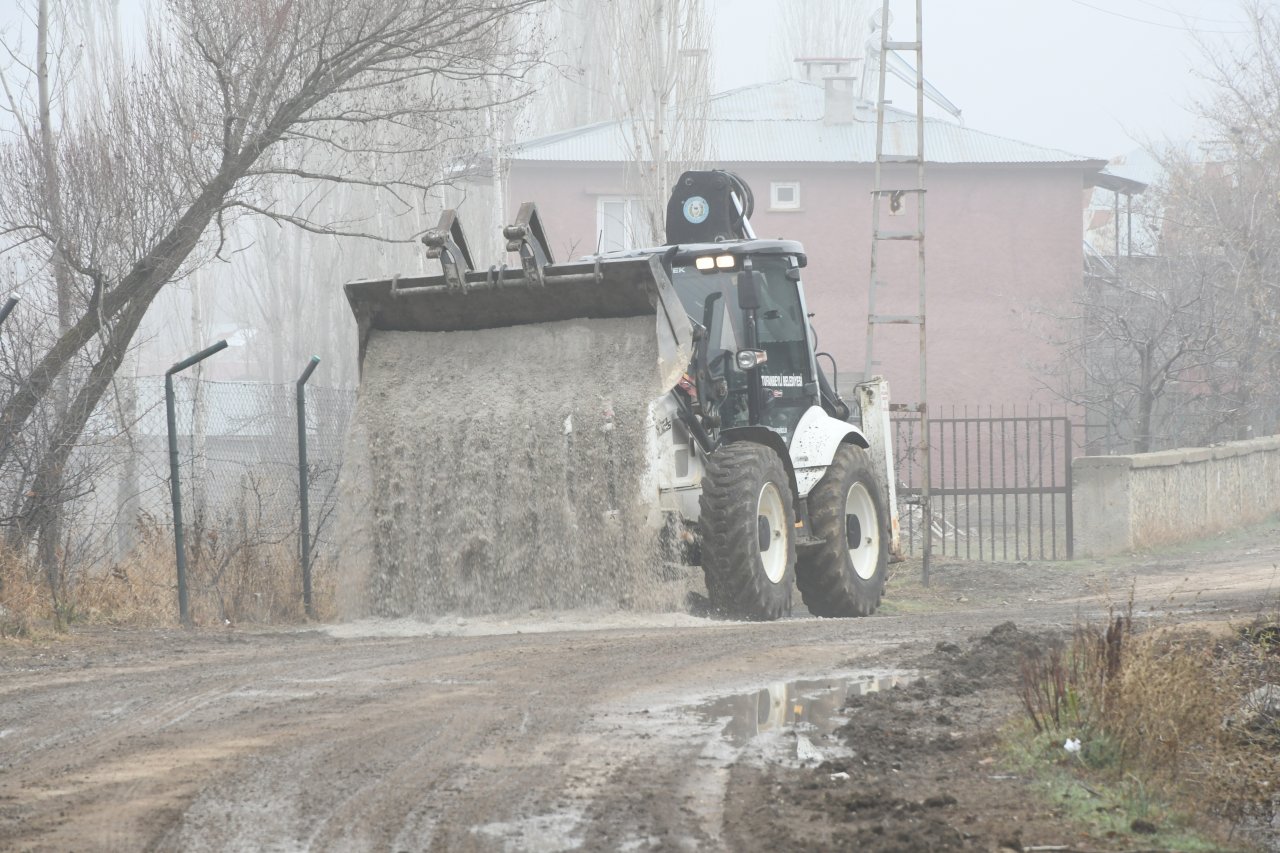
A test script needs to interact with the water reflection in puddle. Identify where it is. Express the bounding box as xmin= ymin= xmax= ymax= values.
xmin=694 ymin=673 xmax=909 ymax=746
